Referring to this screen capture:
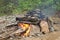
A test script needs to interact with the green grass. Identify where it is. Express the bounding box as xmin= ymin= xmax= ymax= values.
xmin=0 ymin=13 xmax=7 ymax=16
